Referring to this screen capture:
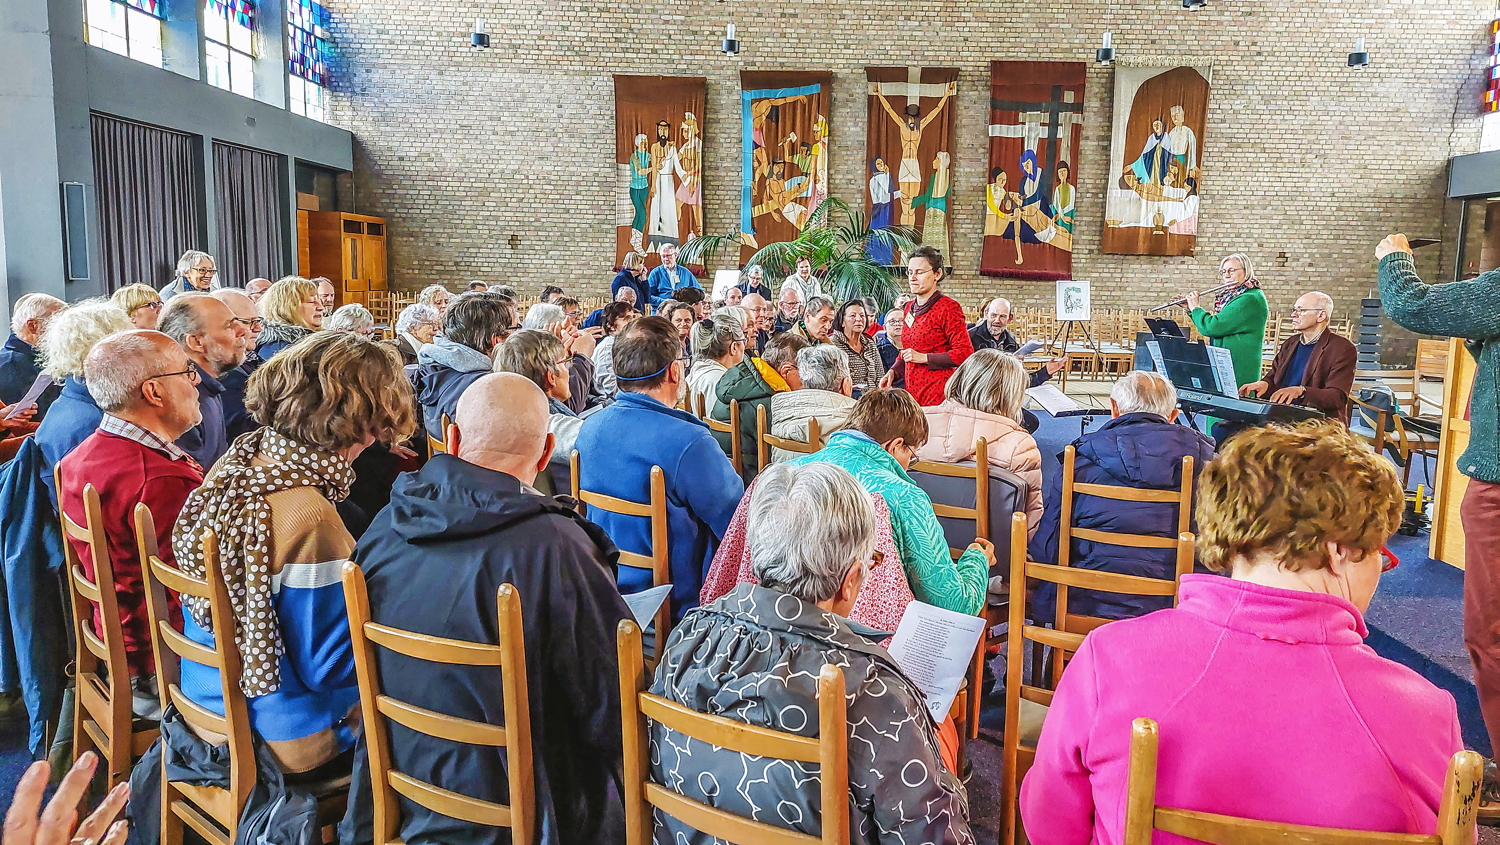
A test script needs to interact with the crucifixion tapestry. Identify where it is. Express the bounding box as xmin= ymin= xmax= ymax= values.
xmin=739 ymin=70 xmax=831 ymax=264
xmin=613 ymin=75 xmax=706 ymax=269
xmin=864 ymin=67 xmax=958 ymax=264
xmin=1102 ymin=62 xmax=1211 ymax=256
xmin=981 ymin=61 xmax=1086 ymax=281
